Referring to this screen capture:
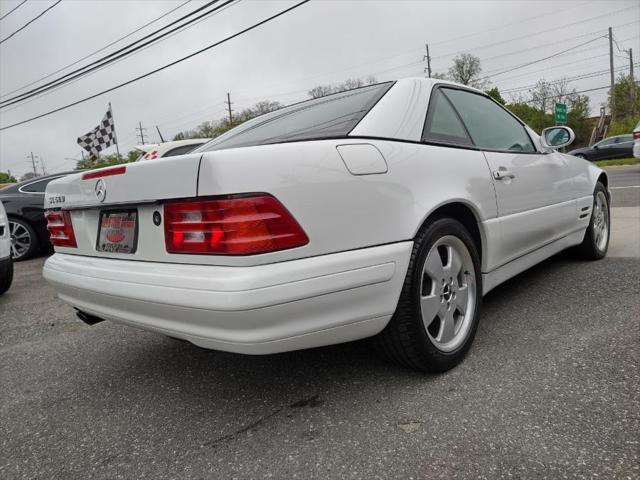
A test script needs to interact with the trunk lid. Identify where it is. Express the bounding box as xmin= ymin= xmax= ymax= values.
xmin=45 ymin=153 xmax=201 ymax=210
xmin=44 ymin=154 xmax=202 ymax=261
